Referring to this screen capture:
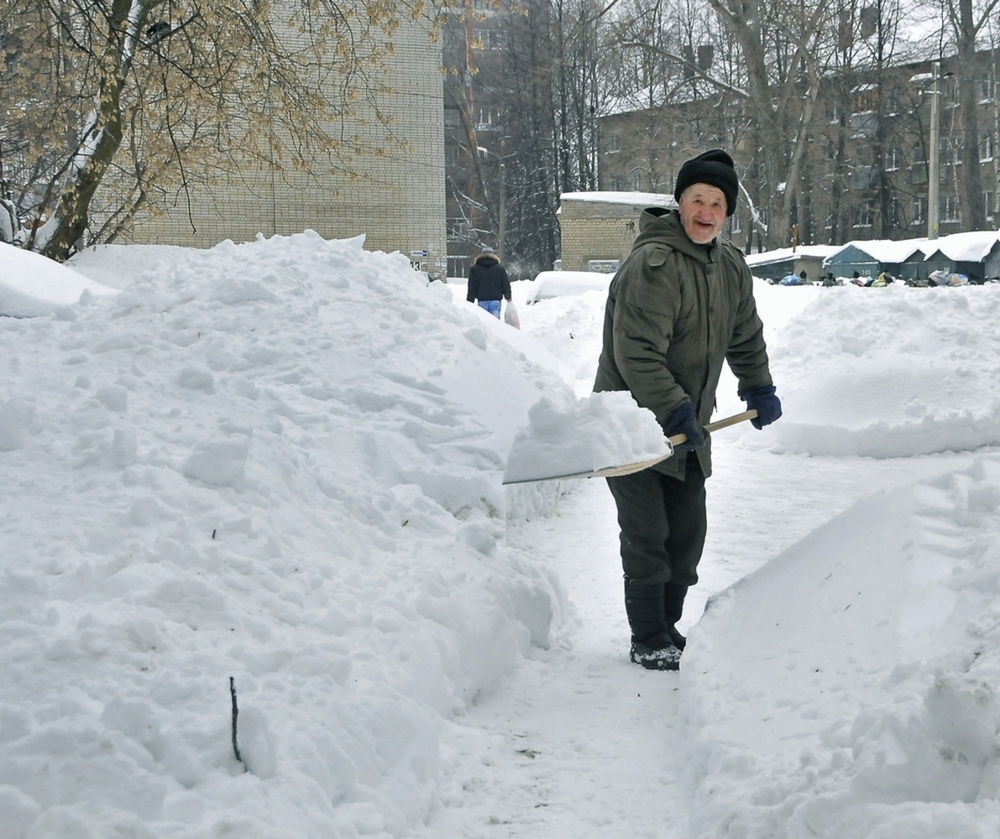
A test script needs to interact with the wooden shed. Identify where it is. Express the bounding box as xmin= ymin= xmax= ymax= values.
xmin=744 ymin=246 xmax=840 ymax=282
xmin=921 ymin=232 xmax=1000 ymax=282
xmin=823 ymin=239 xmax=922 ymax=280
